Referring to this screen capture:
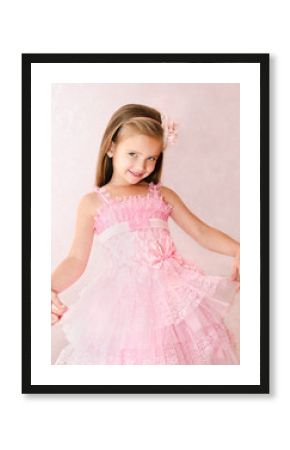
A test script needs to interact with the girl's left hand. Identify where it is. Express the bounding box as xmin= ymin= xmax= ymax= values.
xmin=51 ymin=290 xmax=68 ymax=326
xmin=231 ymin=248 xmax=240 ymax=292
